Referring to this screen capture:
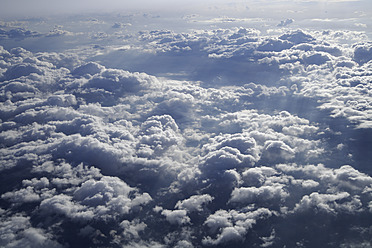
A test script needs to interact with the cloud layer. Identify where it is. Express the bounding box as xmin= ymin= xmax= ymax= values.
xmin=1 ymin=14 xmax=372 ymax=248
